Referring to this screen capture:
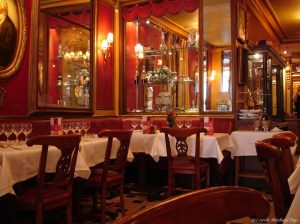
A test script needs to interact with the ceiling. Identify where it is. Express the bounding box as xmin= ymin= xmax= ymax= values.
xmin=268 ymin=0 xmax=300 ymax=40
